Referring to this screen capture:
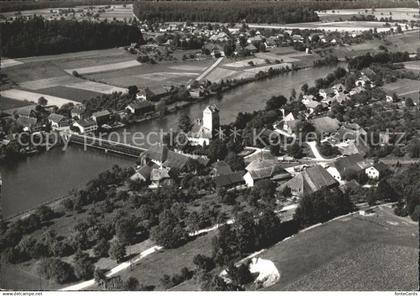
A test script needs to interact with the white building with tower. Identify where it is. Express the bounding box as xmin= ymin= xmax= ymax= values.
xmin=188 ymin=105 xmax=220 ymax=146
